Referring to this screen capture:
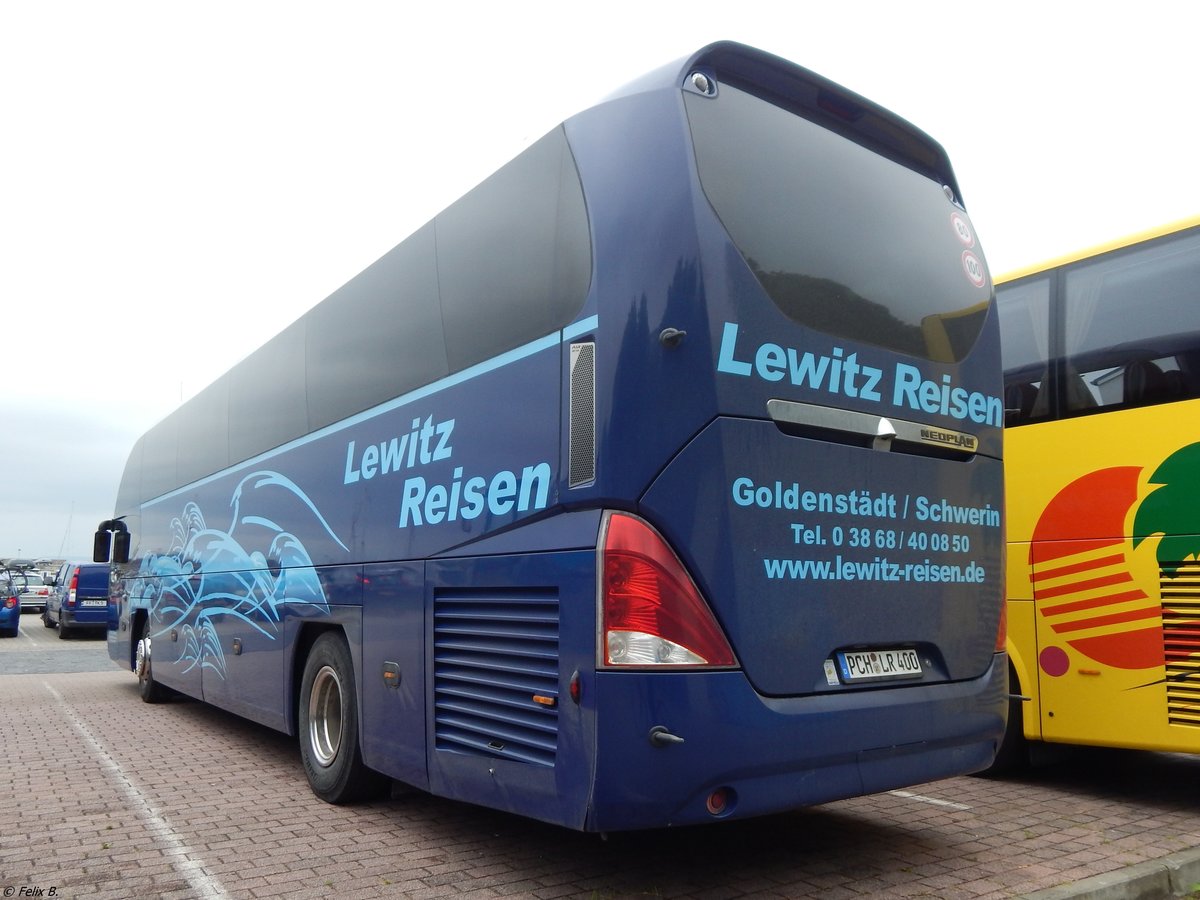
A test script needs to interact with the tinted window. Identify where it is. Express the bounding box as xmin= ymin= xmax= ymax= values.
xmin=125 ymin=127 xmax=592 ymax=497
xmin=177 ymin=375 xmax=230 ymax=486
xmin=997 ymin=228 xmax=1200 ymax=425
xmin=141 ymin=416 xmax=179 ymax=502
xmin=1063 ymin=230 xmax=1200 ymax=413
xmin=306 ymin=223 xmax=448 ymax=430
xmin=229 ymin=319 xmax=309 ymax=460
xmin=436 ymin=127 xmax=591 ymax=371
xmin=997 ymin=277 xmax=1052 ymax=424
xmin=113 ymin=435 xmax=144 ymax=525
xmin=685 ymin=84 xmax=991 ymax=360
